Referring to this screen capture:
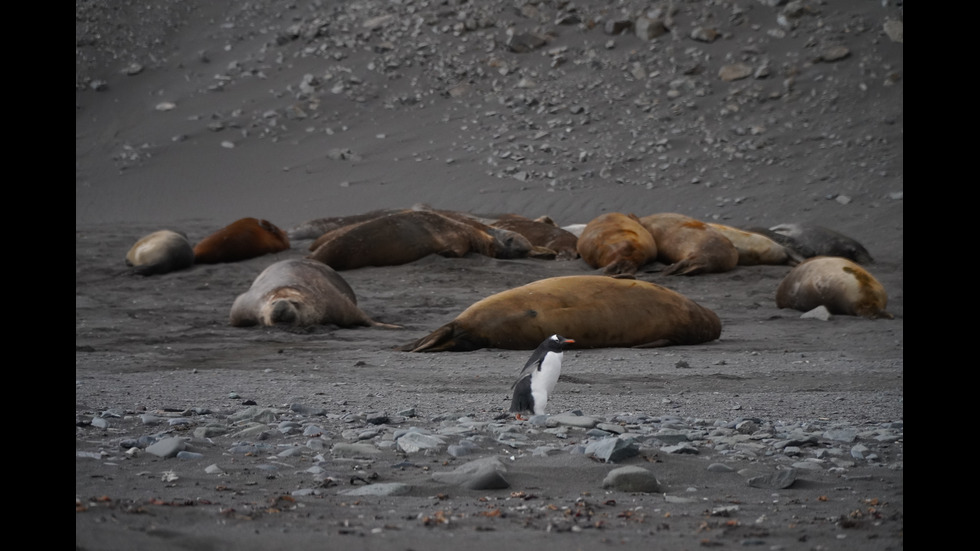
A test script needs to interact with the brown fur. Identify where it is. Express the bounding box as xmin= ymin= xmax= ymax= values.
xmin=399 ymin=275 xmax=721 ymax=351
xmin=308 ymin=210 xmax=531 ymax=270
xmin=776 ymin=256 xmax=892 ymax=319
xmin=491 ymin=215 xmax=580 ymax=260
xmin=292 ymin=209 xmax=405 ymax=242
xmin=296 ymin=204 xmax=497 ymax=244
xmin=576 ymin=213 xmax=658 ymax=275
xmin=194 ymin=218 xmax=290 ymax=264
xmin=639 ymin=213 xmax=738 ymax=276
xmin=125 ymin=230 xmax=194 ymax=276
xmin=229 ymin=258 xmax=400 ymax=328
xmin=706 ymin=222 xmax=802 ymax=266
